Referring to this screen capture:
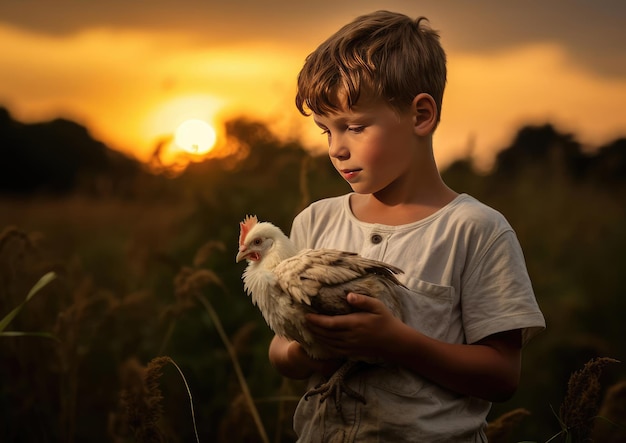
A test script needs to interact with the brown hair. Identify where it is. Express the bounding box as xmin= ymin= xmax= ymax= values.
xmin=295 ymin=10 xmax=447 ymax=121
